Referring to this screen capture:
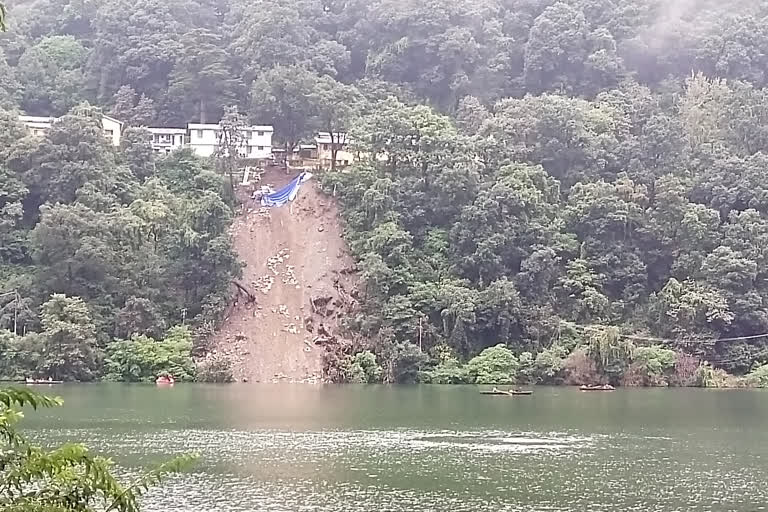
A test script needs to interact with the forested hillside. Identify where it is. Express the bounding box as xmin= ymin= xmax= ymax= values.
xmin=0 ymin=110 xmax=240 ymax=381
xmin=3 ymin=0 xmax=768 ymax=385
